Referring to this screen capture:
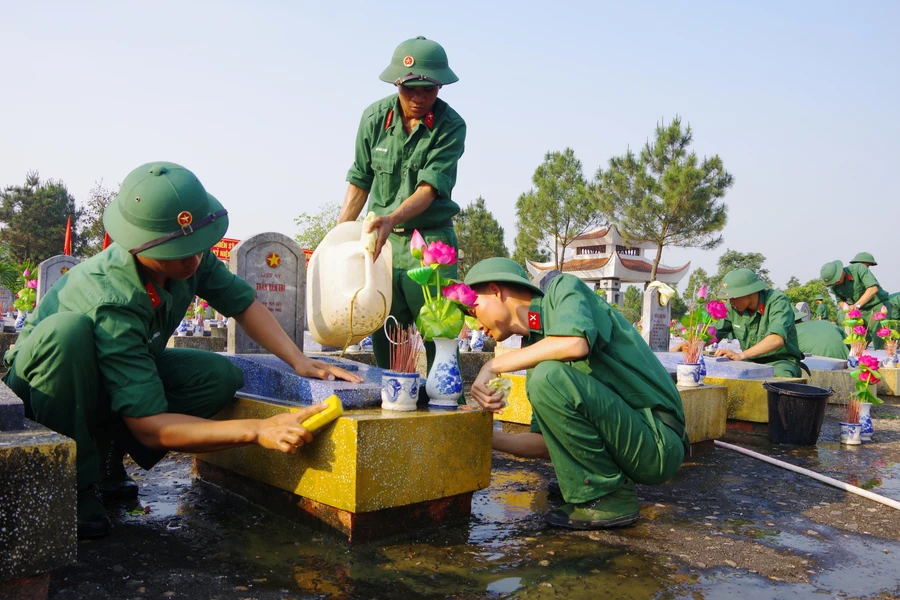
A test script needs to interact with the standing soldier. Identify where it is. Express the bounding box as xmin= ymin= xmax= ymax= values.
xmin=339 ymin=36 xmax=466 ymax=377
